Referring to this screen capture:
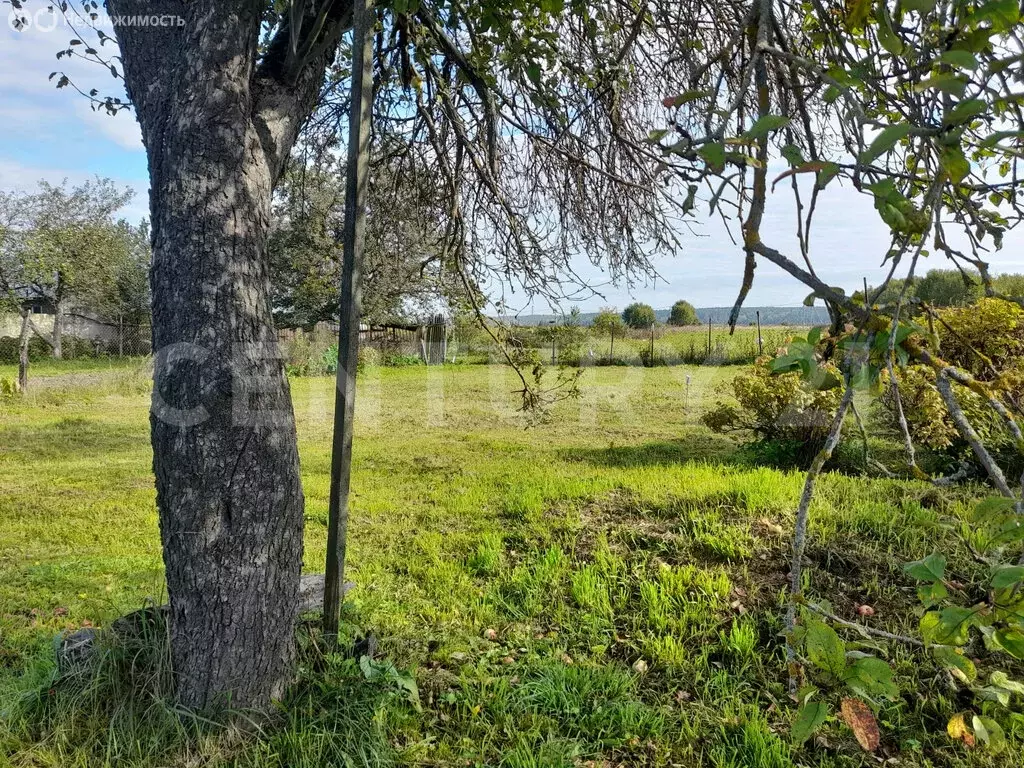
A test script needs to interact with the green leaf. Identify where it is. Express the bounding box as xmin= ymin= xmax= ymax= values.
xmin=806 ymin=619 xmax=847 ymax=677
xmin=938 ymin=50 xmax=980 ymax=70
xmin=917 ymin=581 xmax=948 ymax=608
xmin=876 ymin=1 xmax=904 ymax=55
xmin=914 ymin=73 xmax=967 ymax=97
xmin=647 ymin=128 xmax=670 ymax=143
xmin=932 ymin=646 xmax=976 ymax=683
xmin=859 ymin=124 xmax=912 ymax=166
xmin=815 ymin=162 xmax=840 ymax=188
xmin=972 ymin=715 xmax=1006 ymax=753
xmin=905 ymin=552 xmax=946 ymax=582
xmin=991 ymin=565 xmax=1024 ymax=589
xmin=940 ymin=144 xmax=971 ymax=184
xmin=697 ymin=142 xmax=726 ymax=173
xmin=990 ymin=670 xmax=1024 ymax=696
xmin=743 ymin=115 xmax=791 ymax=141
xmin=843 ymin=657 xmax=899 ymax=700
xmin=973 ymin=496 xmax=1017 ymax=523
xmin=973 ymin=0 xmax=1020 ymax=32
xmin=992 ymin=628 xmax=1024 ymax=659
xmin=781 ymin=143 xmax=805 ymax=167
xmin=902 ymin=0 xmax=936 ymax=11
xmin=945 ymin=99 xmax=986 ymax=126
xmin=980 ymin=129 xmax=1024 ymax=149
xmin=792 ymin=698 xmax=828 ymax=743
xmin=807 ymin=327 xmax=822 ymax=345
xmin=920 ymin=606 xmax=975 ymax=646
